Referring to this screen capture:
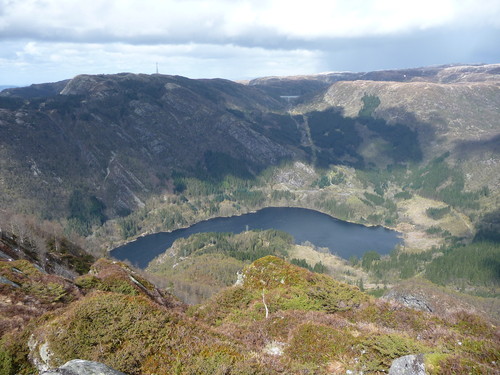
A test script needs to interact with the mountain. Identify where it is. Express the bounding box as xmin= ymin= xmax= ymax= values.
xmin=0 ymin=74 xmax=298 ymax=219
xmin=0 ymin=86 xmax=18 ymax=92
xmin=249 ymin=63 xmax=500 ymax=97
xmin=1 ymin=64 xmax=499 ymax=375
xmin=1 ymin=64 xmax=498 ymax=226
